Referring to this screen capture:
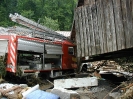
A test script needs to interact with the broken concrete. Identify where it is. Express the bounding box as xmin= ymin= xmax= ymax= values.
xmin=51 ymin=88 xmax=80 ymax=99
xmin=54 ymin=77 xmax=98 ymax=89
